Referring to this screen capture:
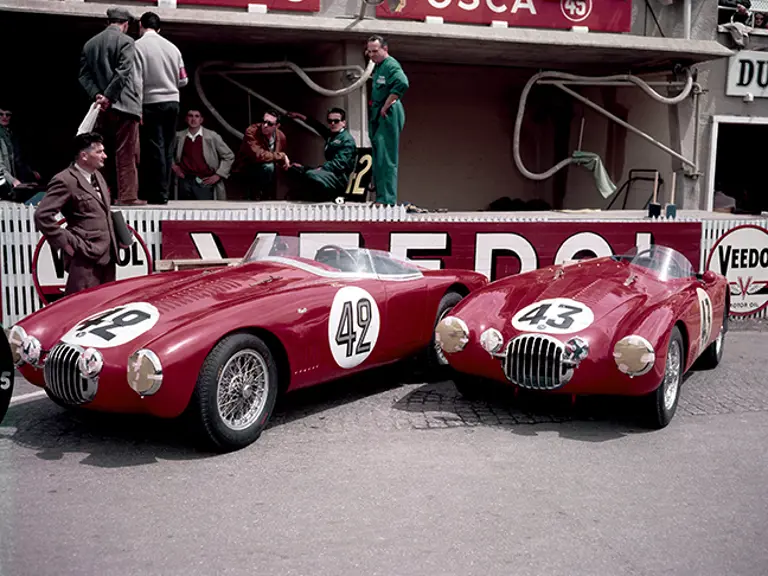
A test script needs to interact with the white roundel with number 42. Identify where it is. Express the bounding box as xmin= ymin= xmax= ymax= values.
xmin=60 ymin=303 xmax=160 ymax=348
xmin=511 ymin=298 xmax=595 ymax=335
xmin=328 ymin=286 xmax=381 ymax=369
xmin=561 ymin=0 xmax=592 ymax=23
